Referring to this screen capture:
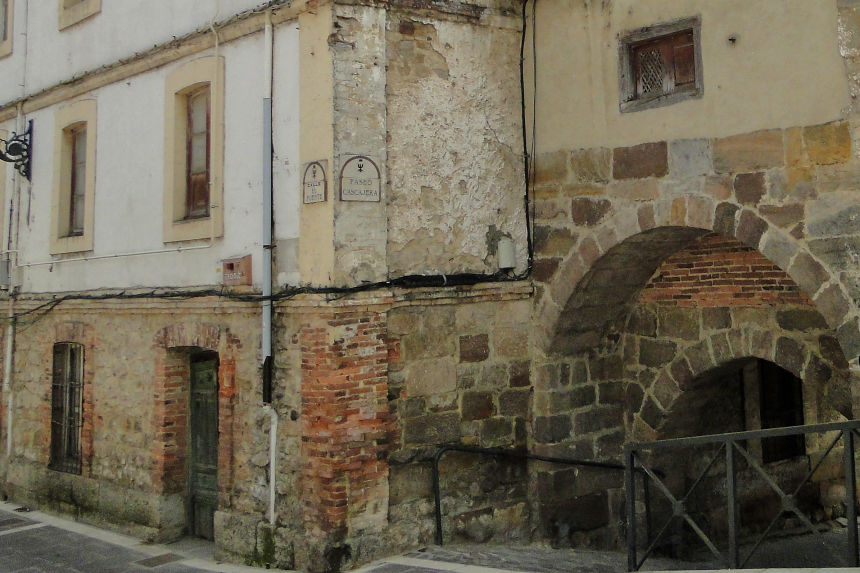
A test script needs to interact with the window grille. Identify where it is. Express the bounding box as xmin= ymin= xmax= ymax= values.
xmin=50 ymin=342 xmax=83 ymax=474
